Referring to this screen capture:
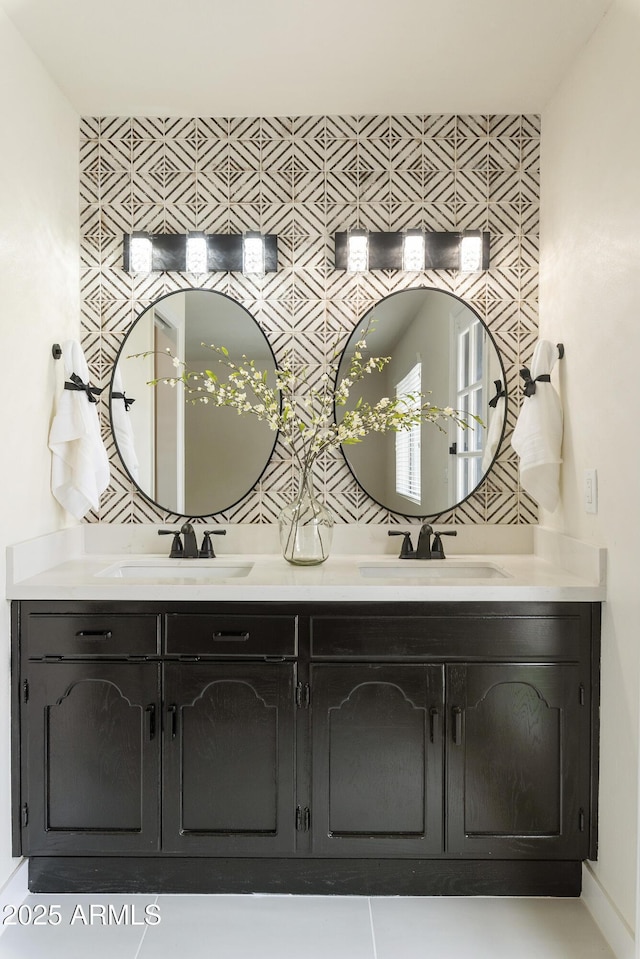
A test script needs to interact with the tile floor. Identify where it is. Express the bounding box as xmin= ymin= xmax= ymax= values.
xmin=0 ymin=893 xmax=616 ymax=959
